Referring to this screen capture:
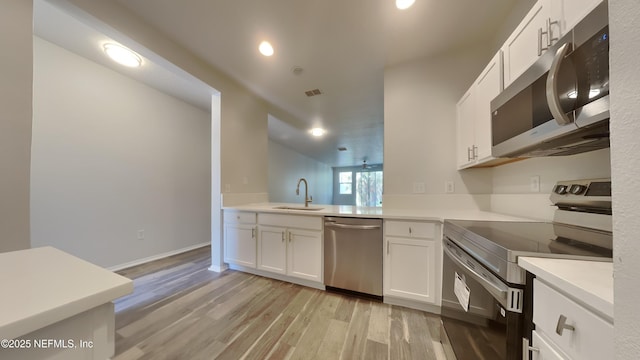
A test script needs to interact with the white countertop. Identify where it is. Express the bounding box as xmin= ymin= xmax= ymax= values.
xmin=0 ymin=246 xmax=134 ymax=340
xmin=518 ymin=257 xmax=613 ymax=321
xmin=224 ymin=202 xmax=534 ymax=222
